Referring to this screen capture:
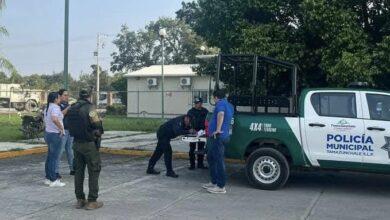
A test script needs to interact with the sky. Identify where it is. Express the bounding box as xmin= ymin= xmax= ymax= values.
xmin=0 ymin=0 xmax=188 ymax=78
